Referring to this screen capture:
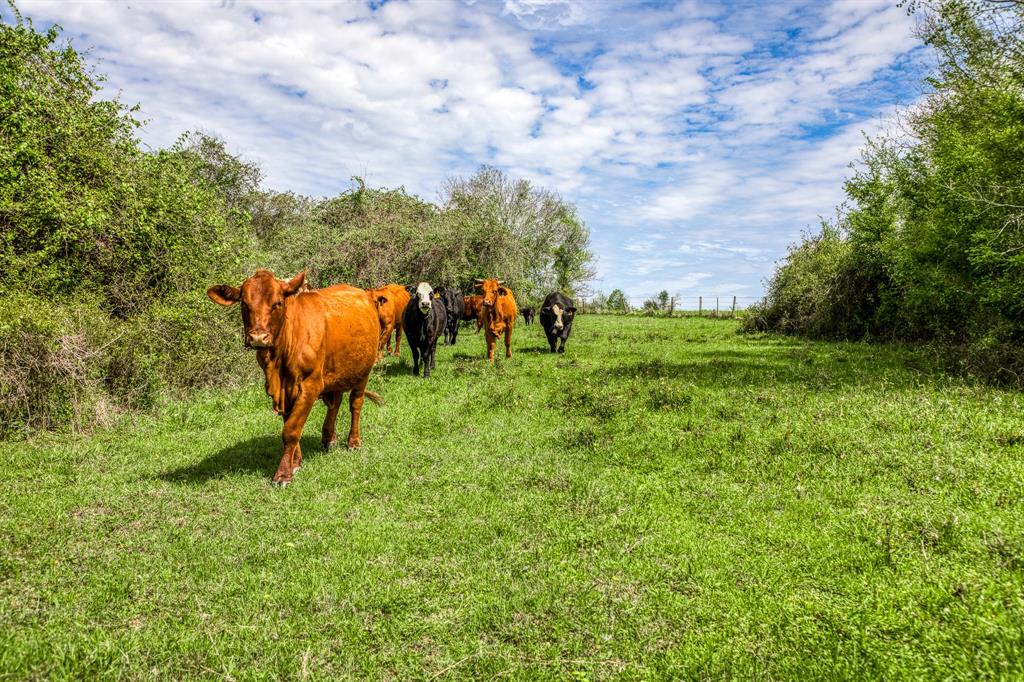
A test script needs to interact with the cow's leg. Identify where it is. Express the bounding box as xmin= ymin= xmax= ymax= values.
xmin=451 ymin=324 xmax=458 ymax=346
xmin=430 ymin=338 xmax=438 ymax=370
xmin=346 ymin=378 xmax=370 ymax=449
xmin=321 ymin=391 xmax=343 ymax=451
xmin=558 ymin=337 xmax=566 ymax=353
xmin=378 ymin=323 xmax=393 ymax=361
xmin=504 ymin=325 xmax=513 ymax=359
xmin=548 ymin=333 xmax=558 ymax=353
xmin=393 ymin=322 xmax=403 ymax=356
xmin=486 ymin=331 xmax=496 ymax=362
xmin=411 ymin=345 xmax=420 ymax=376
xmin=276 ymin=385 xmax=318 ymax=485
